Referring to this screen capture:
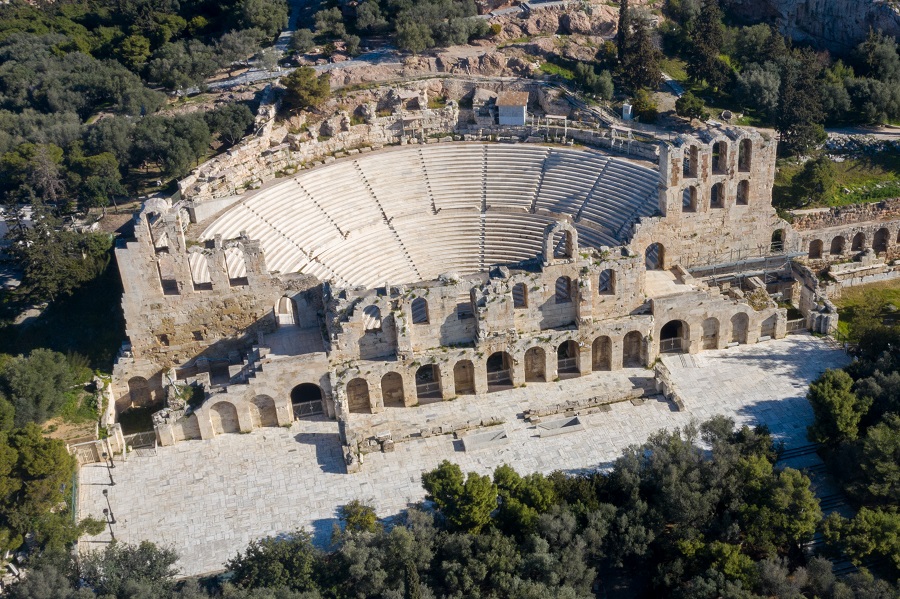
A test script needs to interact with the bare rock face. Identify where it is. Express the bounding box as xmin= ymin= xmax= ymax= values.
xmin=559 ymin=12 xmax=594 ymax=35
xmin=725 ymin=0 xmax=900 ymax=52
